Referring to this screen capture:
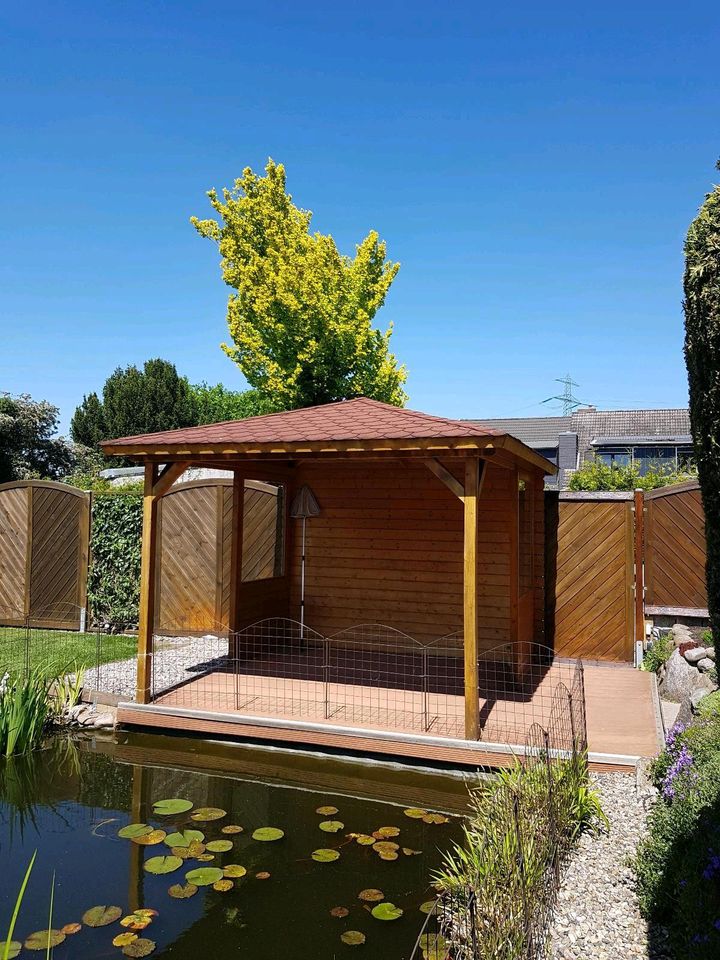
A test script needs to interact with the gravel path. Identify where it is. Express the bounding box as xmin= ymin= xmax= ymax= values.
xmin=550 ymin=772 xmax=670 ymax=960
xmin=82 ymin=634 xmax=228 ymax=700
